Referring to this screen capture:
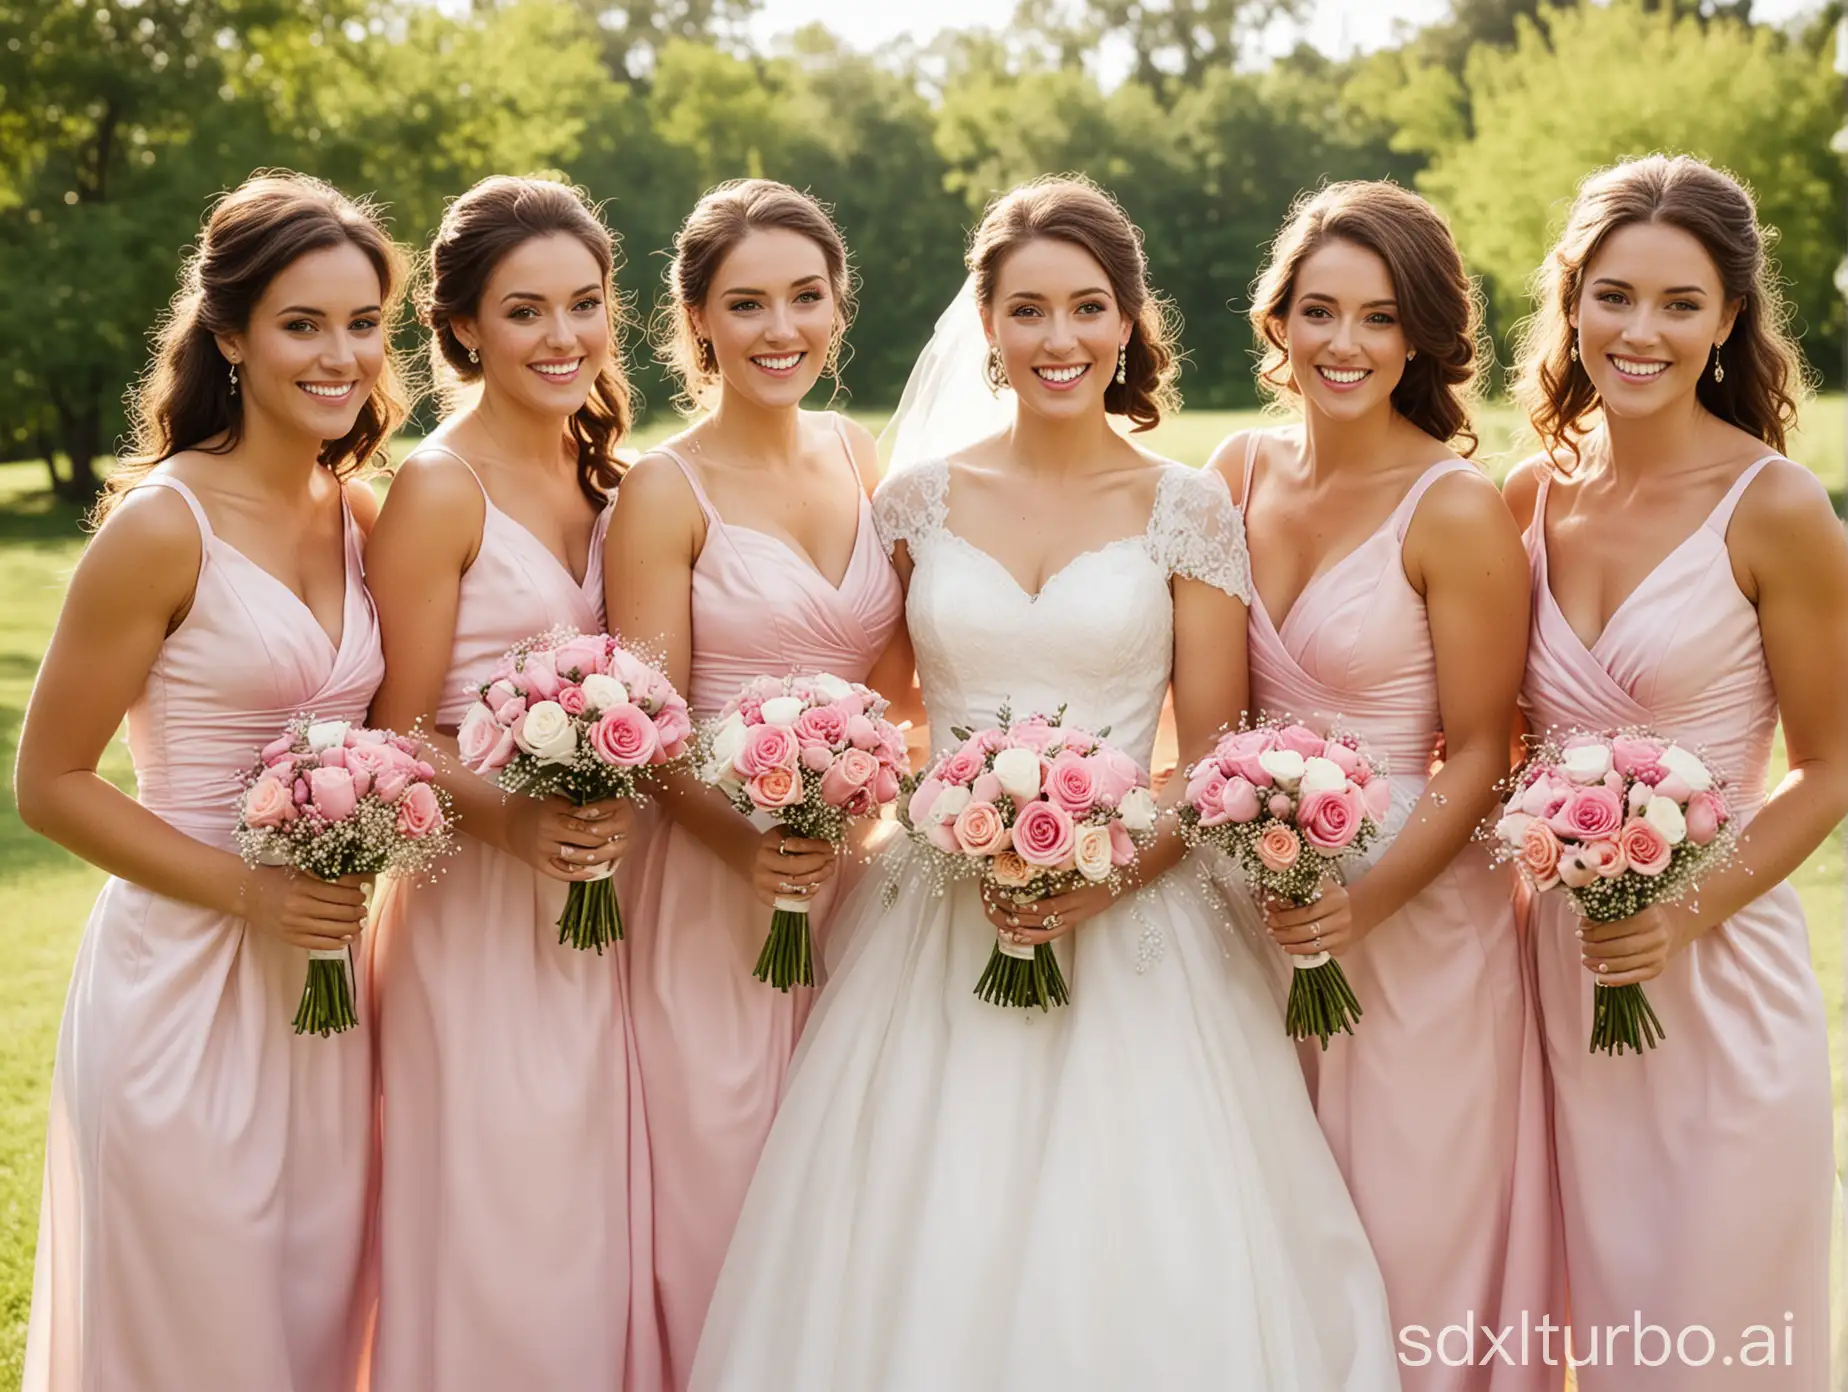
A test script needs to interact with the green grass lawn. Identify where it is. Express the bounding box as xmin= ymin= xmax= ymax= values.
xmin=1 ymin=402 xmax=1844 ymax=1381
